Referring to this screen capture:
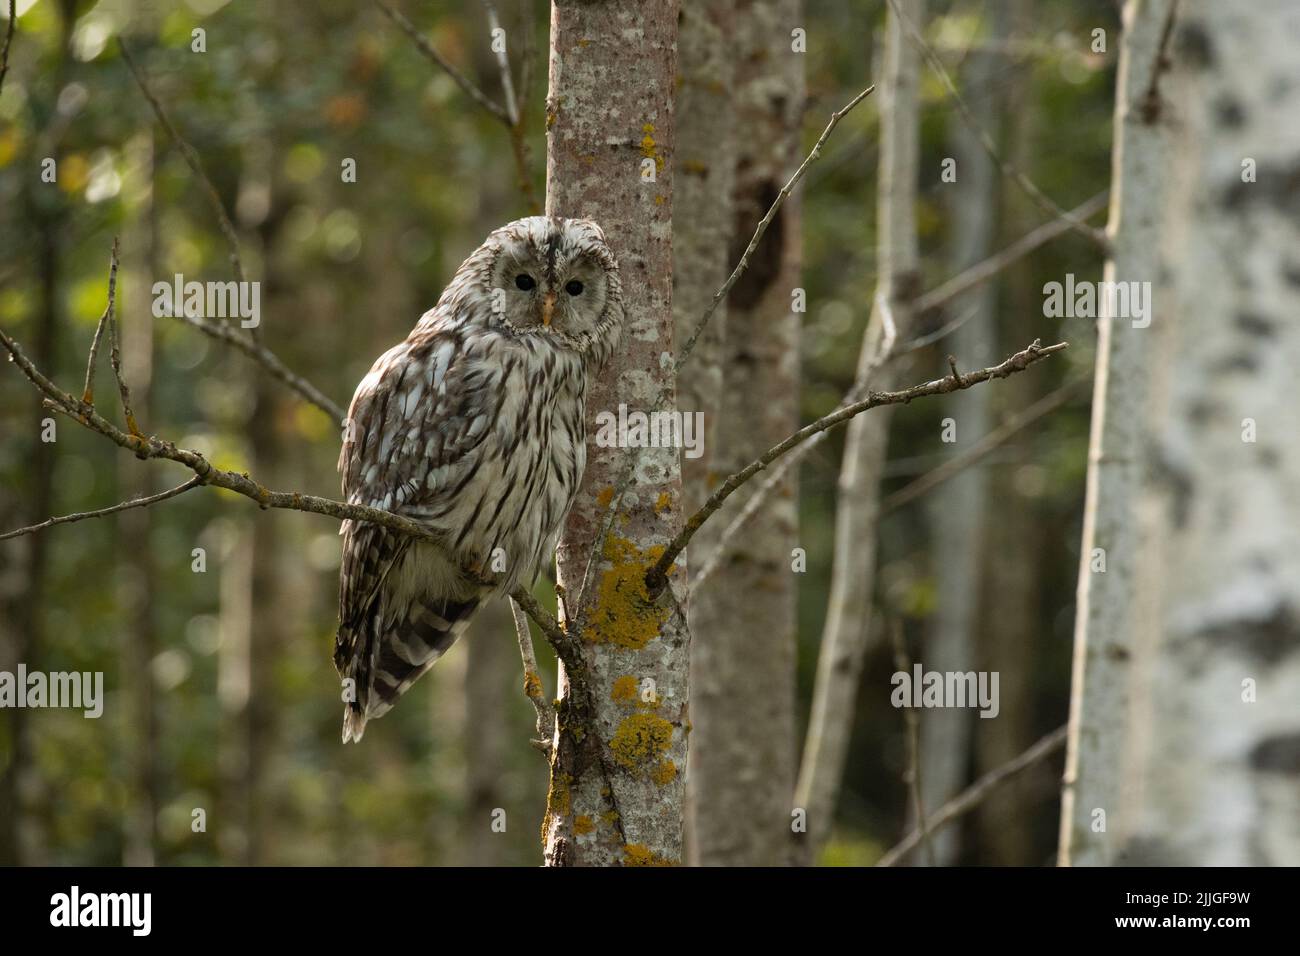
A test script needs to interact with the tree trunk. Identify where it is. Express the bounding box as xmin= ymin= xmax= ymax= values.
xmin=117 ymin=129 xmax=162 ymax=866
xmin=686 ymin=0 xmax=803 ymax=867
xmin=1058 ymin=0 xmax=1177 ymax=866
xmin=544 ymin=0 xmax=686 ymax=867
xmin=919 ymin=2 xmax=1005 ymax=865
xmin=795 ymin=0 xmax=924 ymax=857
xmin=1063 ymin=0 xmax=1300 ymax=866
